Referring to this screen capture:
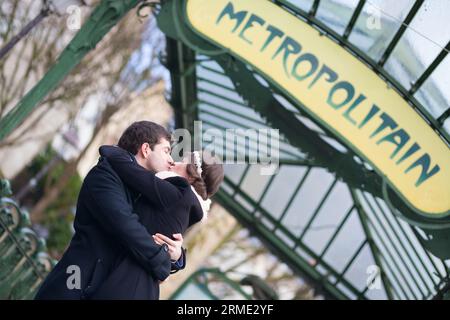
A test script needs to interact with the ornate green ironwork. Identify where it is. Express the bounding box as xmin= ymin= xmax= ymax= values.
xmin=158 ymin=0 xmax=450 ymax=254
xmin=165 ymin=38 xmax=199 ymax=134
xmin=162 ymin=0 xmax=450 ymax=299
xmin=170 ymin=268 xmax=271 ymax=300
xmin=214 ymin=179 xmax=355 ymax=300
xmin=0 ymin=0 xmax=142 ymax=141
xmin=274 ymin=0 xmax=449 ymax=143
xmin=0 ymin=180 xmax=55 ymax=299
xmin=0 ymin=0 xmax=448 ymax=300
xmin=220 ymin=56 xmax=450 ymax=258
